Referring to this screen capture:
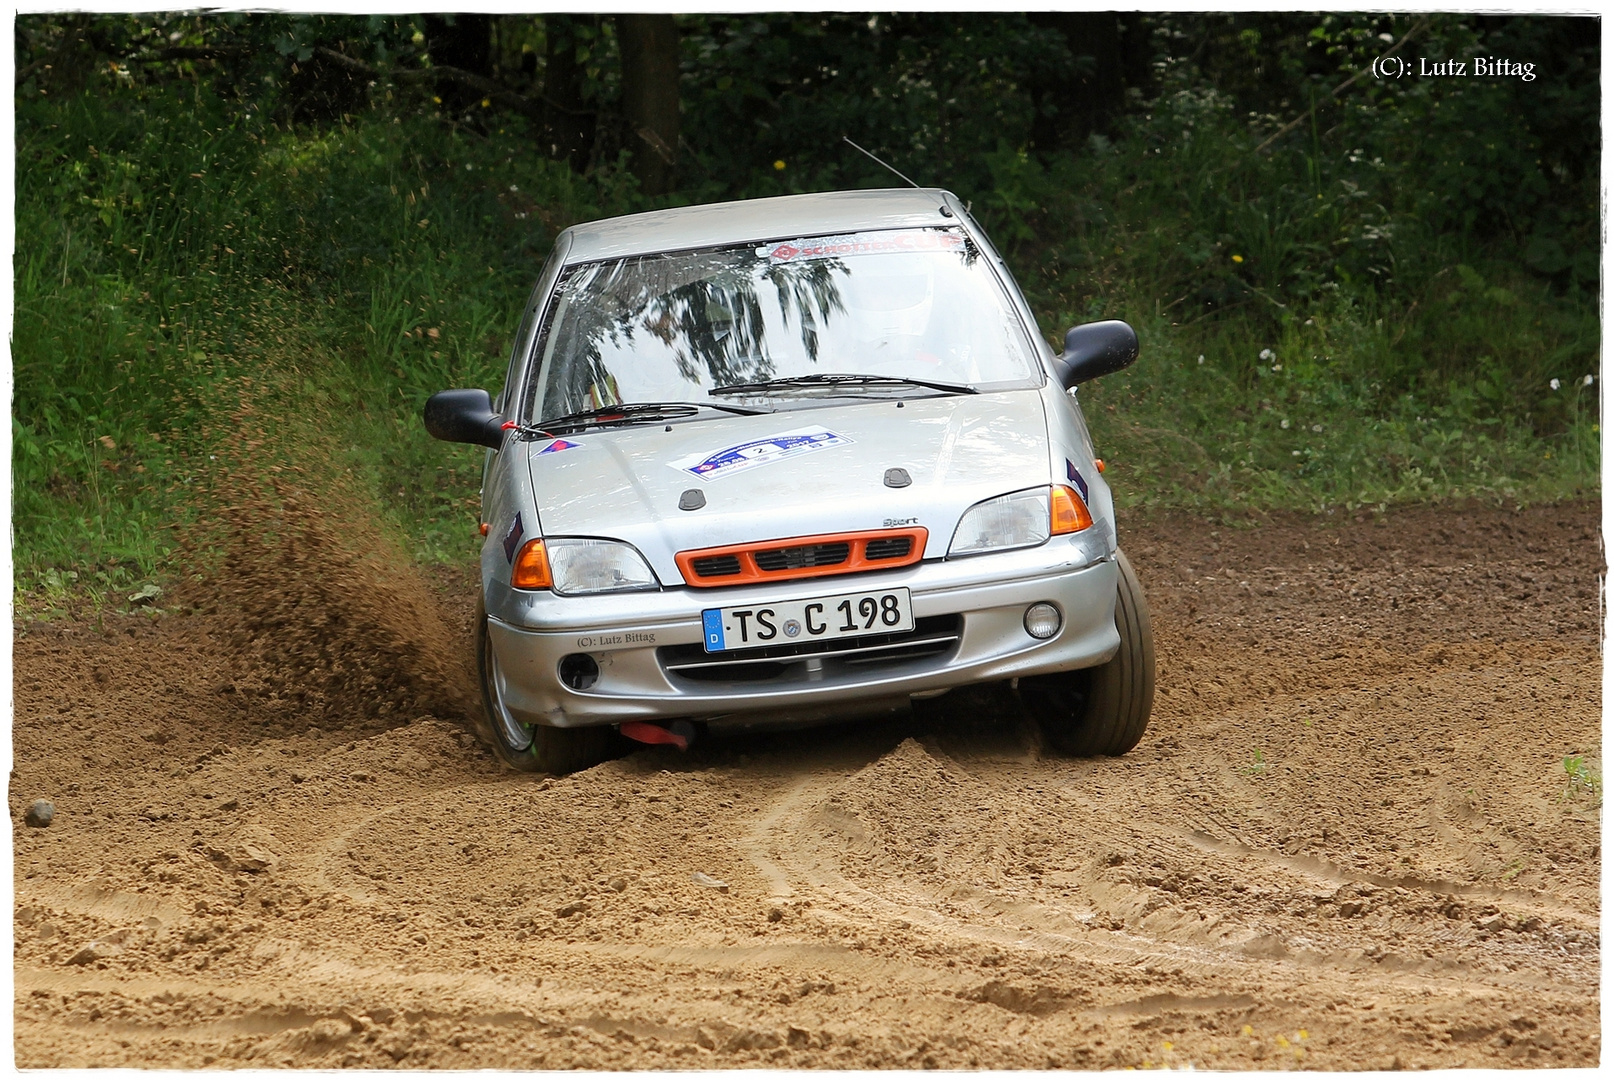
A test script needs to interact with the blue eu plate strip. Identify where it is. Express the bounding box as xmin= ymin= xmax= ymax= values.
xmin=701 ymin=609 xmax=726 ymax=651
